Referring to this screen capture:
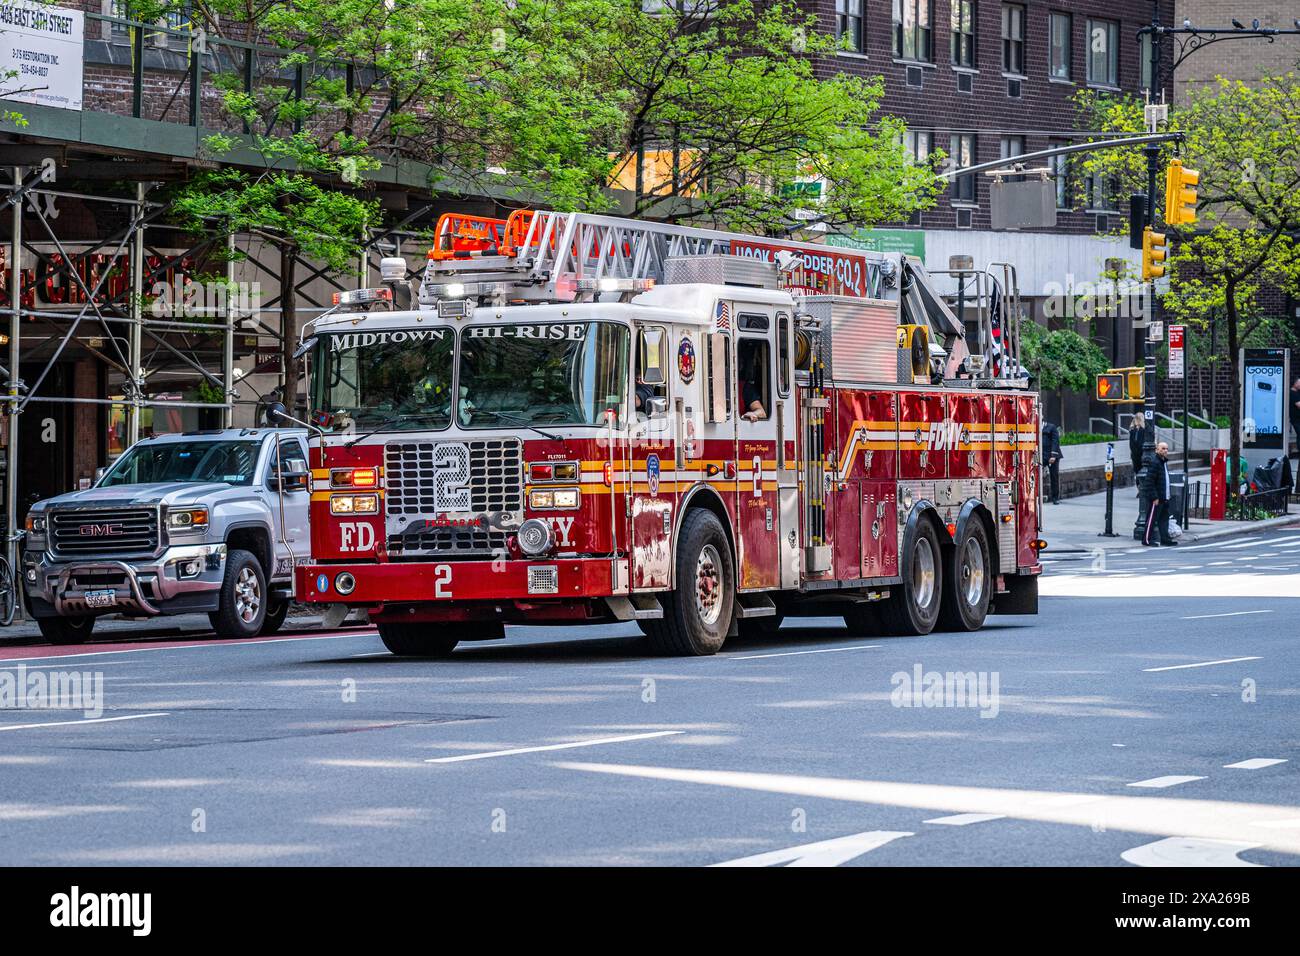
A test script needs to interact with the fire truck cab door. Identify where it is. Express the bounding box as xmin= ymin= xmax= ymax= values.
xmin=733 ymin=308 xmax=782 ymax=591
xmin=630 ymin=324 xmax=674 ymax=591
